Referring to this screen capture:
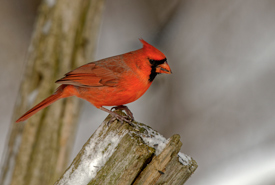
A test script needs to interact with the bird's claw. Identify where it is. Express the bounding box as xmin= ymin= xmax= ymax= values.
xmin=100 ymin=106 xmax=135 ymax=127
xmin=107 ymin=114 xmax=134 ymax=127
xmin=111 ymin=105 xmax=134 ymax=121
